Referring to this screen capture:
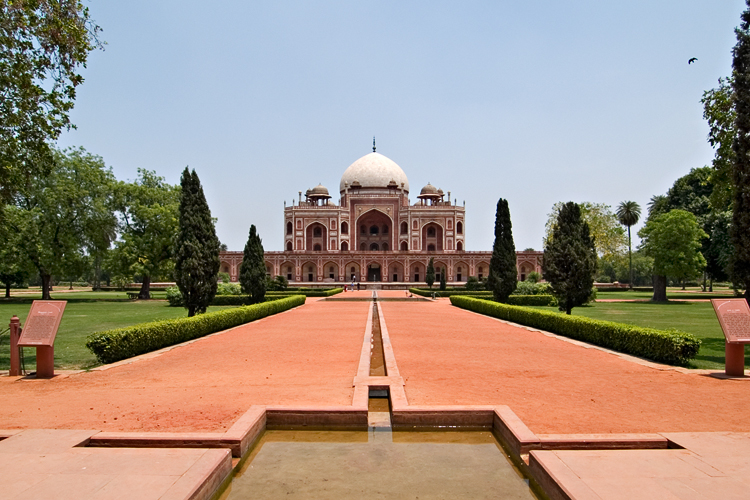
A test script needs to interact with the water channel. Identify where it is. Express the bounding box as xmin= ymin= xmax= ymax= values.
xmin=218 ymin=295 xmax=542 ymax=499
